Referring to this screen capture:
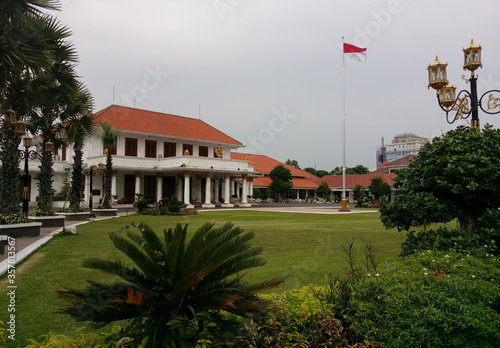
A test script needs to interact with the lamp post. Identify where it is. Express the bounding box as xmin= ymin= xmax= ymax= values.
xmin=427 ymin=39 xmax=500 ymax=128
xmin=19 ymin=137 xmax=53 ymax=217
